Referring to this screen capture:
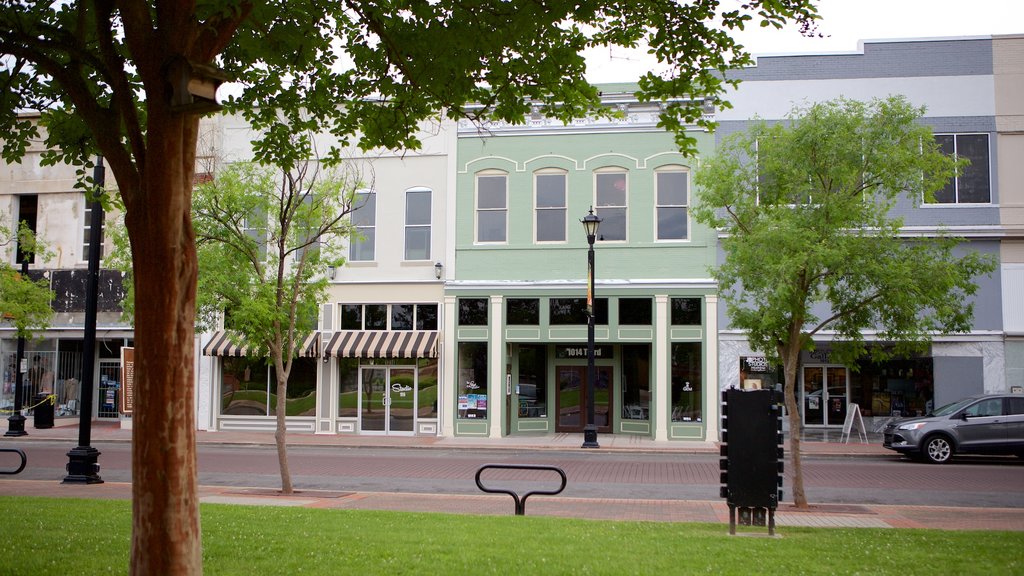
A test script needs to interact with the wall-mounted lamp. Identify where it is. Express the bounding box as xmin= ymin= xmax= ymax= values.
xmin=327 ymin=265 xmax=336 ymax=280
xmin=434 ymin=262 xmax=443 ymax=280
